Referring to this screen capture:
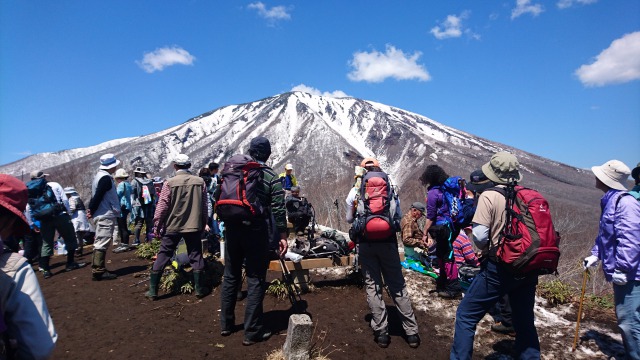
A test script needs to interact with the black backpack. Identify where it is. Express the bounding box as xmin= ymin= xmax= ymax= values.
xmin=214 ymin=154 xmax=265 ymax=224
xmin=26 ymin=178 xmax=61 ymax=220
